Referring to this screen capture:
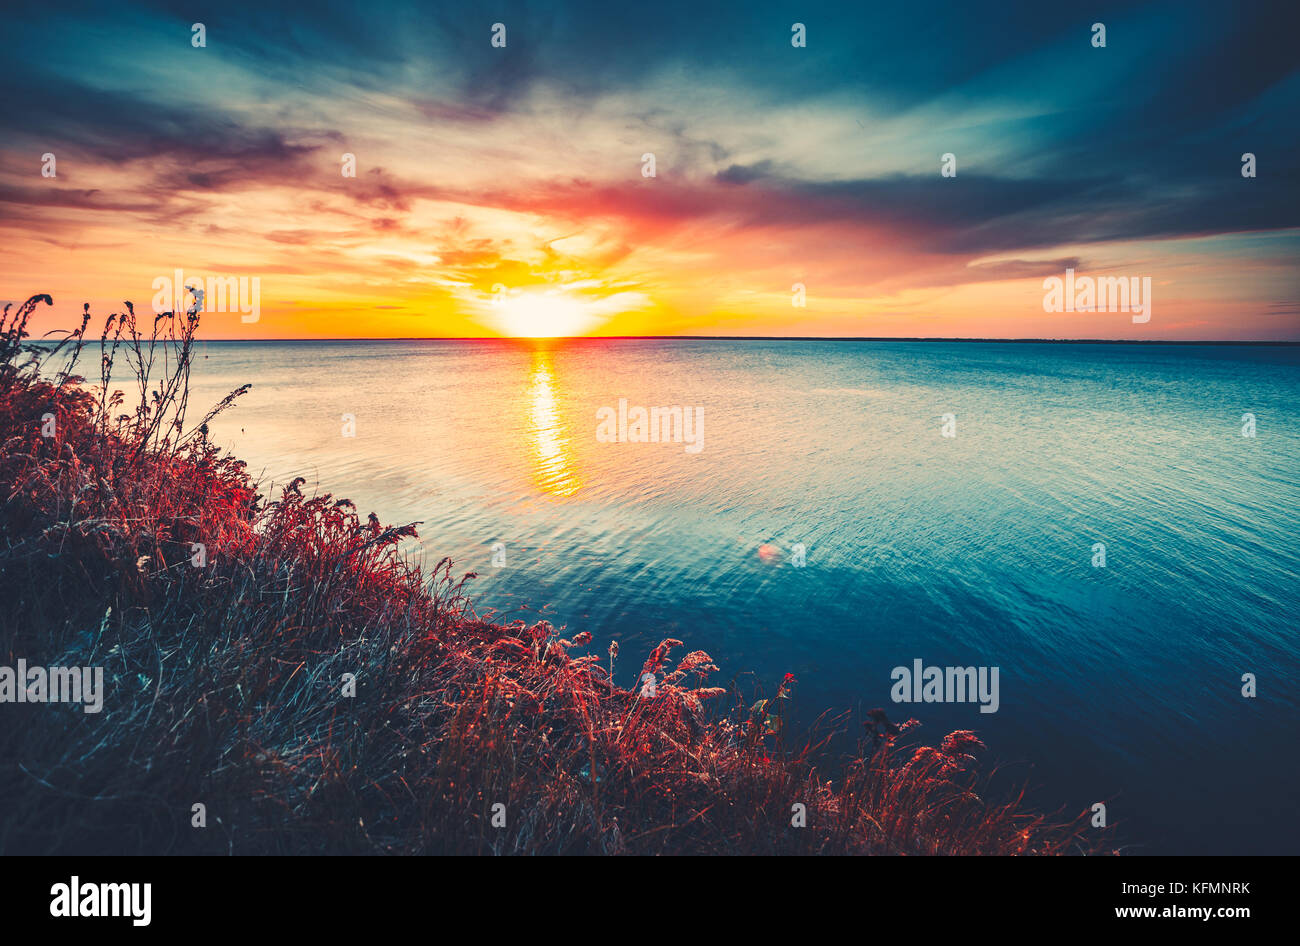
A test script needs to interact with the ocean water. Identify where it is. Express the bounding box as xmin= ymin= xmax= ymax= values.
xmin=177 ymin=339 xmax=1300 ymax=854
